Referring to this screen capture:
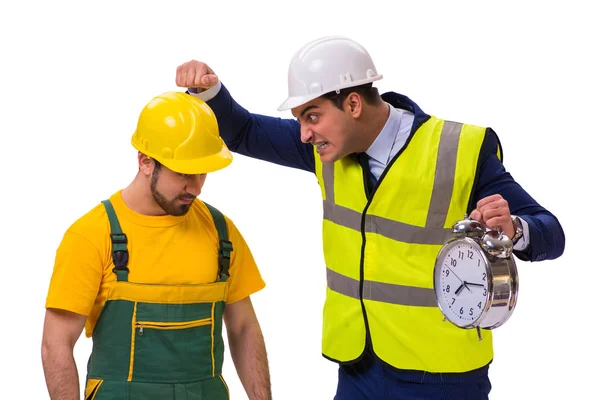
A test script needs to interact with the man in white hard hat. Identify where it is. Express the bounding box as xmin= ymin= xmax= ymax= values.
xmin=174 ymin=36 xmax=565 ymax=399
